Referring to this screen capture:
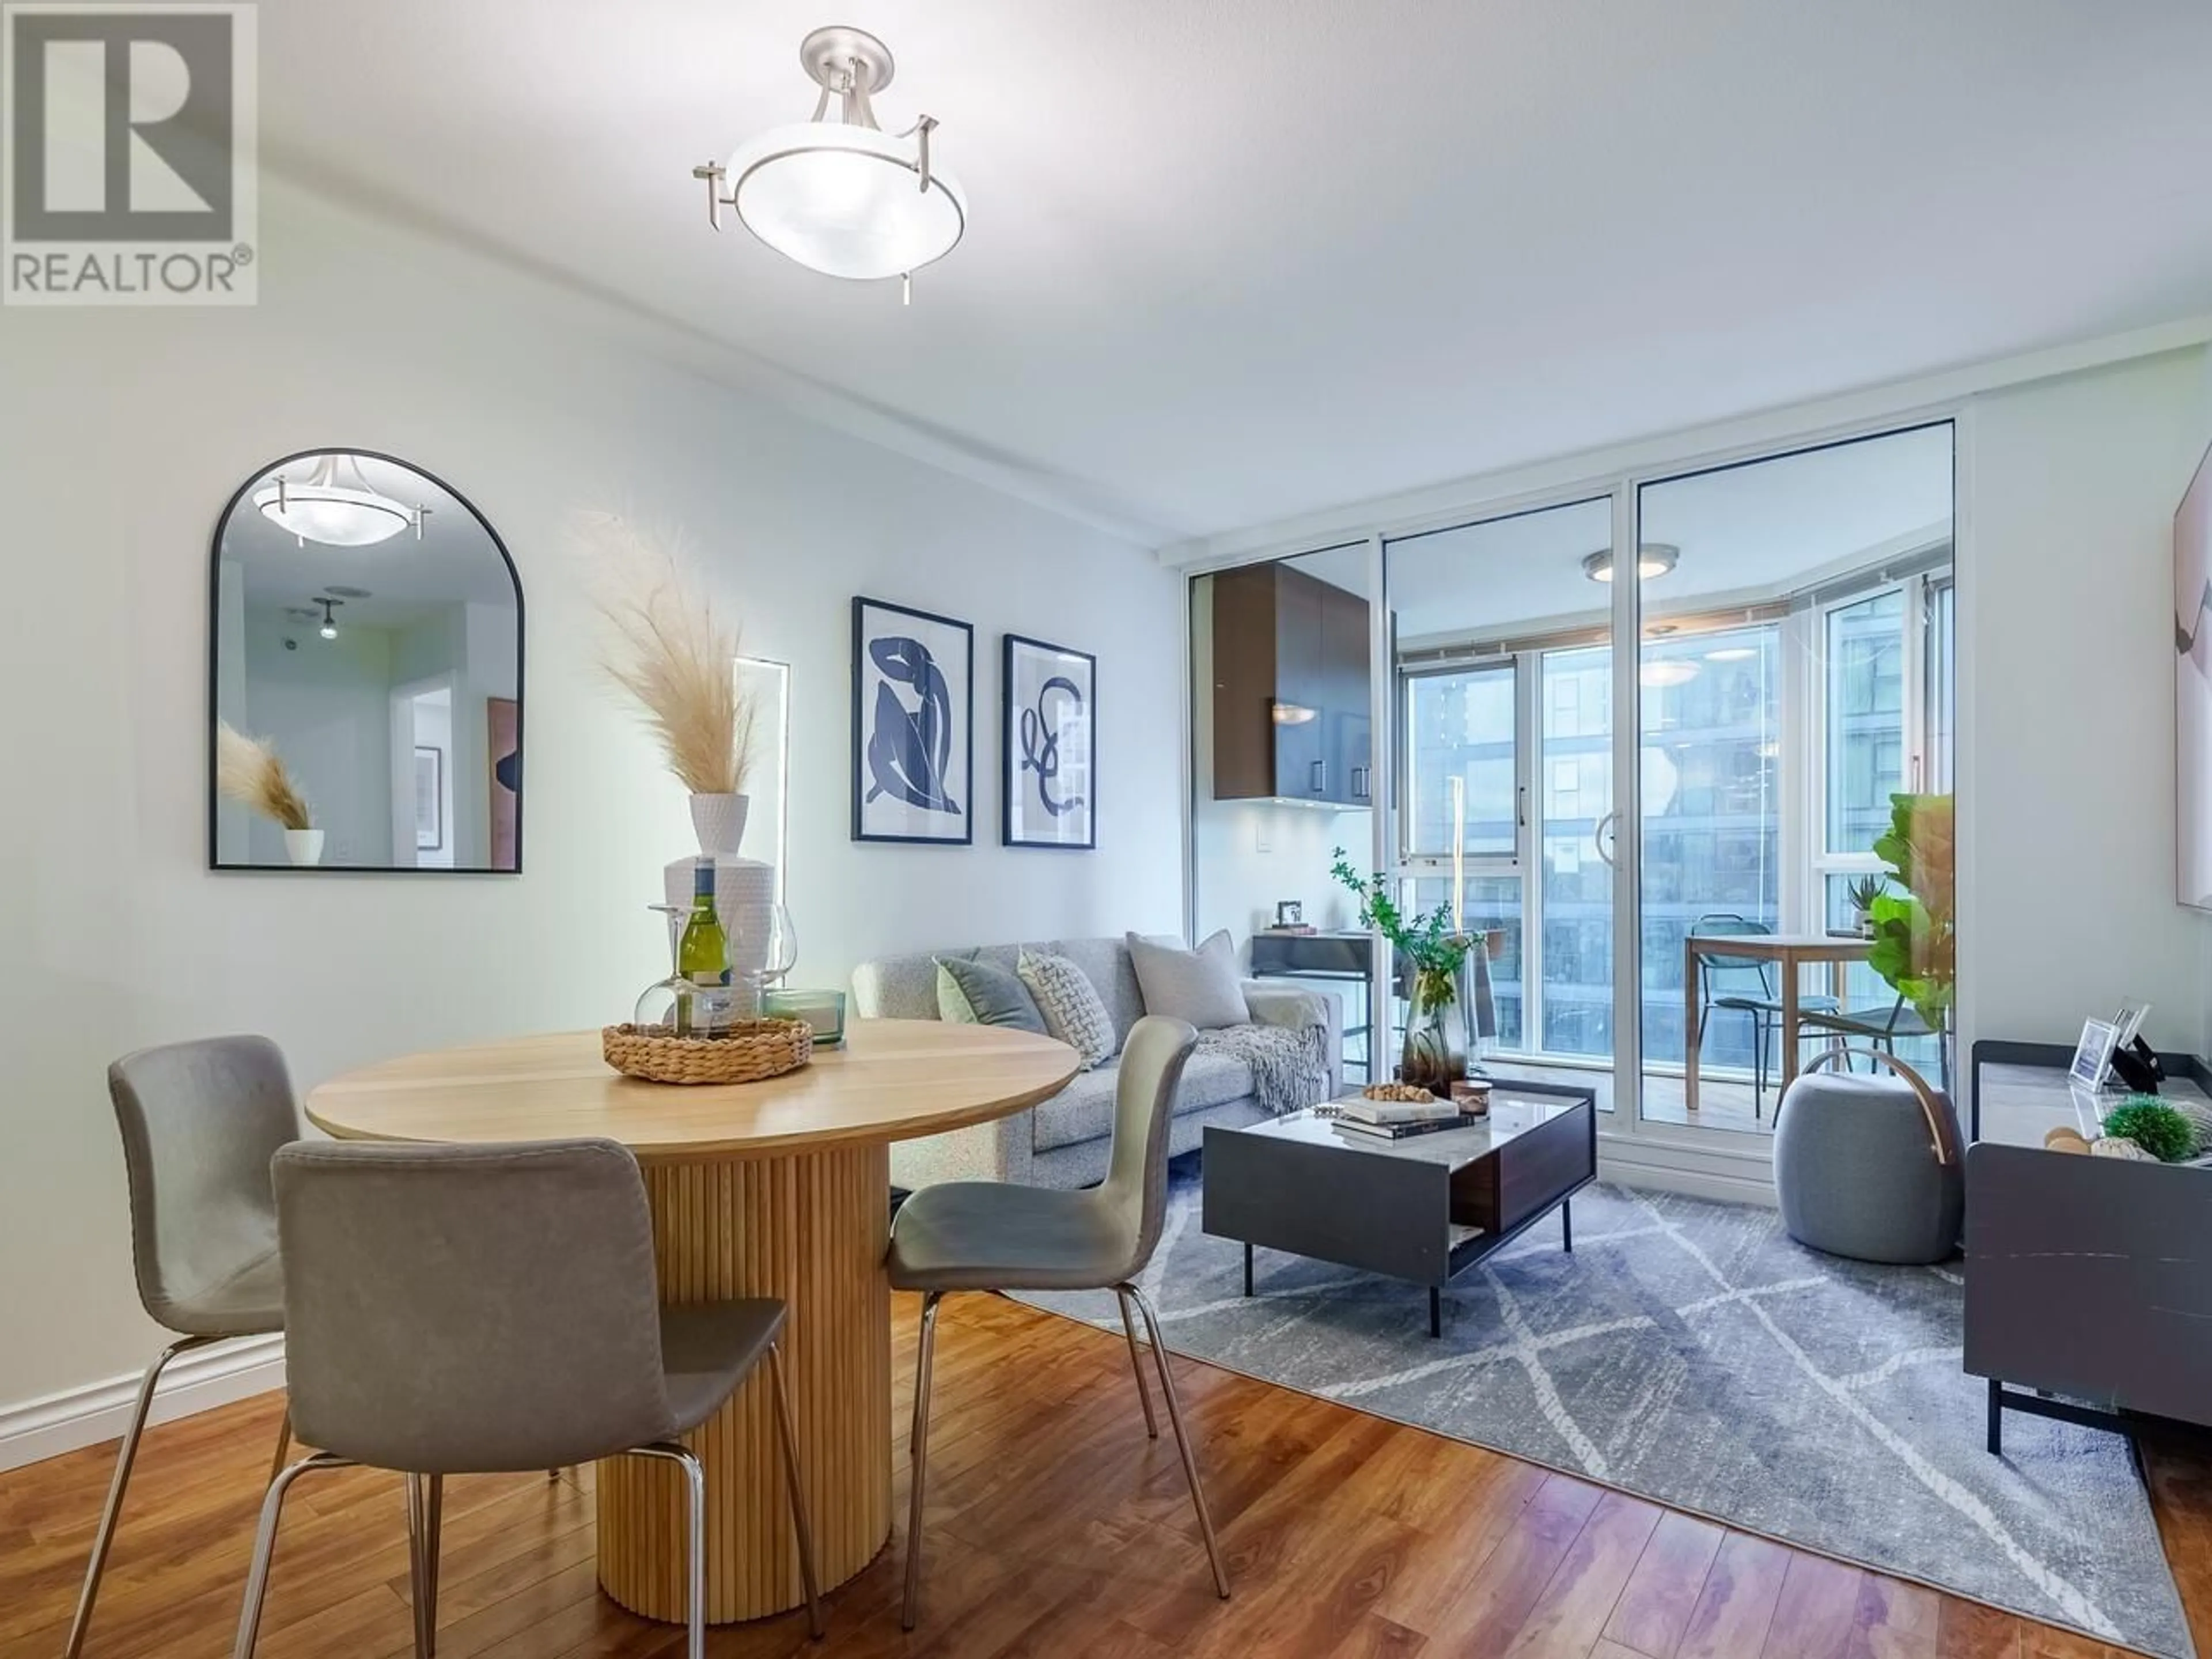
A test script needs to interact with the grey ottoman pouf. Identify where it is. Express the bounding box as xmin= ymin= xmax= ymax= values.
xmin=1773 ymin=1047 xmax=1964 ymax=1264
